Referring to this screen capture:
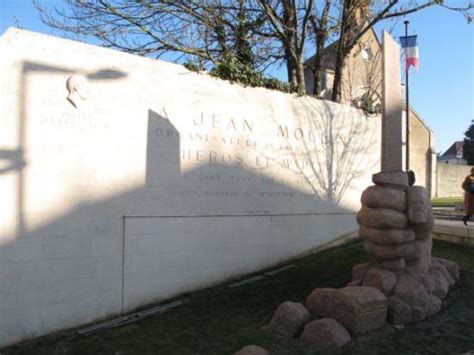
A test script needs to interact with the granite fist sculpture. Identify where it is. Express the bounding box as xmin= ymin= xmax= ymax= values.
xmin=356 ymin=171 xmax=433 ymax=271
